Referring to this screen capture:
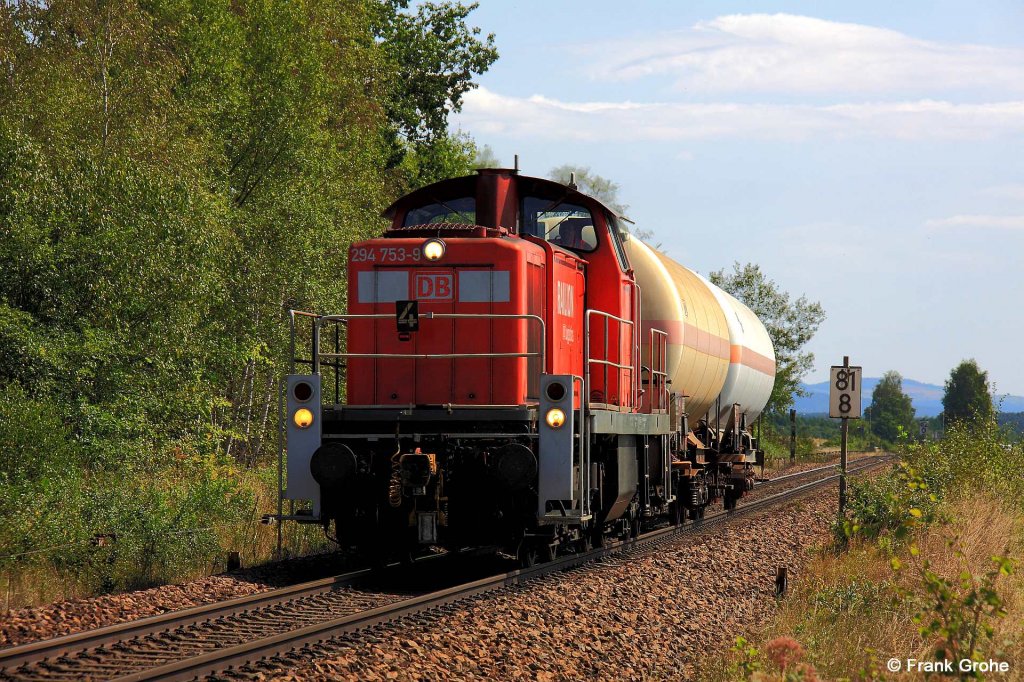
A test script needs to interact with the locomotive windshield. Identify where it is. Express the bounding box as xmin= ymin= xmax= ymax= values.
xmin=403 ymin=196 xmax=476 ymax=226
xmin=521 ymin=196 xmax=597 ymax=252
